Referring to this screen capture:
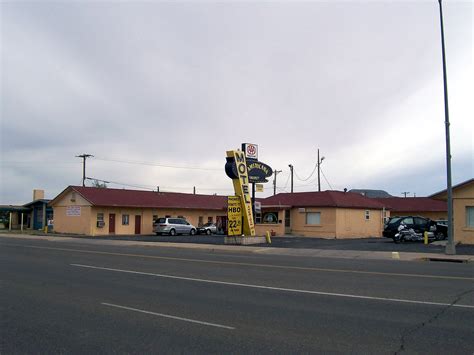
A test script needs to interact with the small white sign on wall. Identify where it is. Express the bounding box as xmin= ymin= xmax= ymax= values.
xmin=66 ymin=206 xmax=81 ymax=217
